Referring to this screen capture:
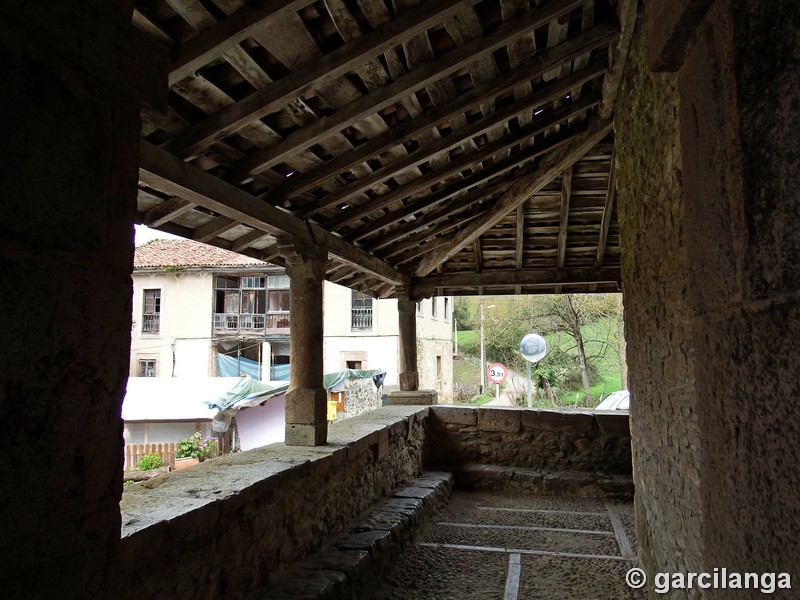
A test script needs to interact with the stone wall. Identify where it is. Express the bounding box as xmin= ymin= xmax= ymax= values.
xmin=677 ymin=0 xmax=800 ymax=586
xmin=0 ymin=2 xmax=164 ymax=597
xmin=117 ymin=407 xmax=429 ymax=600
xmin=424 ymin=406 xmax=632 ymax=496
xmin=336 ymin=376 xmax=382 ymax=420
xmin=614 ymin=13 xmax=704 ymax=589
xmin=418 ymin=338 xmax=454 ymax=402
